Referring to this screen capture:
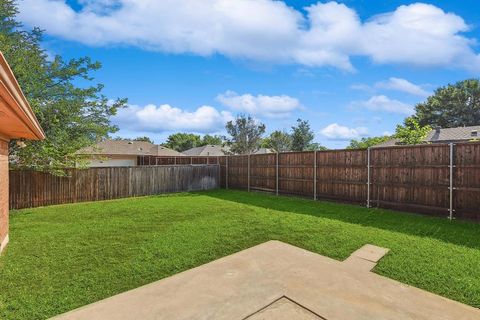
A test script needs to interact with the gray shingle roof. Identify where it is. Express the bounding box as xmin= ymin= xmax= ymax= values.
xmin=182 ymin=145 xmax=229 ymax=156
xmin=425 ymin=125 xmax=480 ymax=142
xmin=78 ymin=140 xmax=184 ymax=156
xmin=372 ymin=125 xmax=480 ymax=148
